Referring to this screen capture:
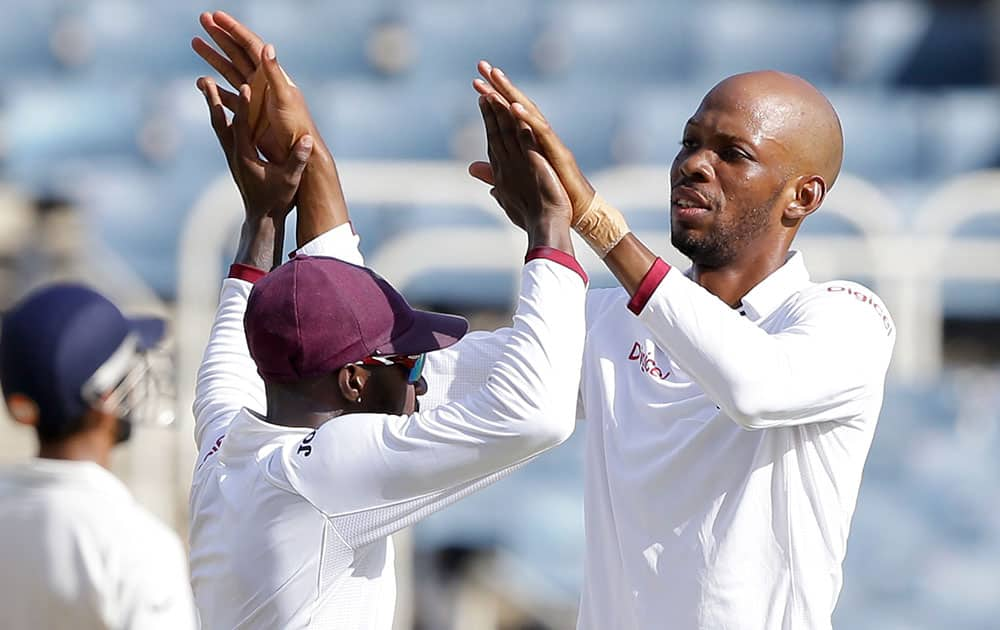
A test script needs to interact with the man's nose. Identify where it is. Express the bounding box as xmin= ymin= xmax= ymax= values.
xmin=677 ymin=149 xmax=713 ymax=183
xmin=413 ymin=376 xmax=428 ymax=397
